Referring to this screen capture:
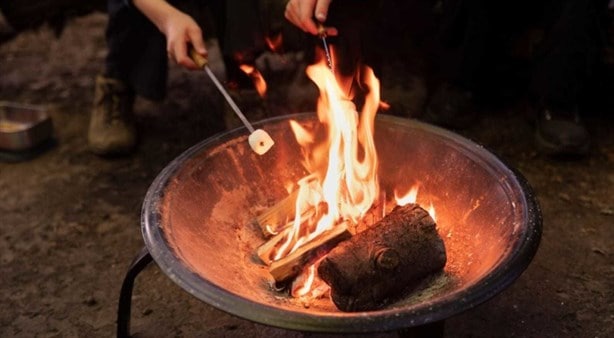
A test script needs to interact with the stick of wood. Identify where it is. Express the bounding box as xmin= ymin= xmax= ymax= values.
xmin=253 ymin=190 xmax=299 ymax=237
xmin=317 ymin=203 xmax=447 ymax=312
xmin=256 ymin=226 xmax=293 ymax=265
xmin=269 ymin=223 xmax=352 ymax=283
